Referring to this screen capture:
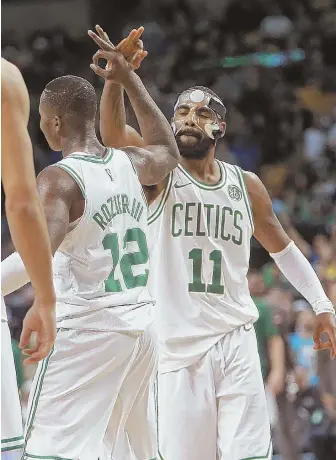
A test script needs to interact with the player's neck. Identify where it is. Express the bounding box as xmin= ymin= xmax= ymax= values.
xmin=181 ymin=147 xmax=219 ymax=184
xmin=61 ymin=129 xmax=105 ymax=158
